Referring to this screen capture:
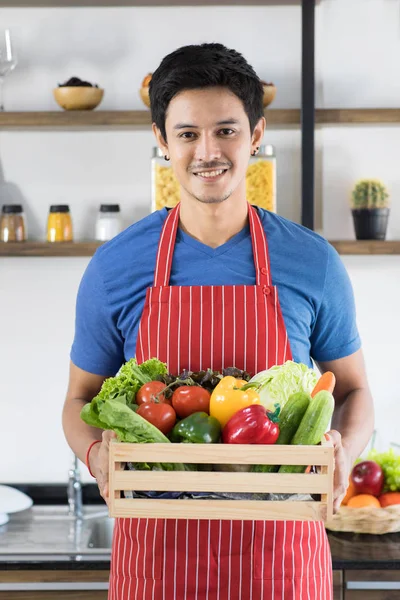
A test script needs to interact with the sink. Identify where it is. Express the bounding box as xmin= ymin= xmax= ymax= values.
xmin=87 ymin=517 xmax=115 ymax=549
